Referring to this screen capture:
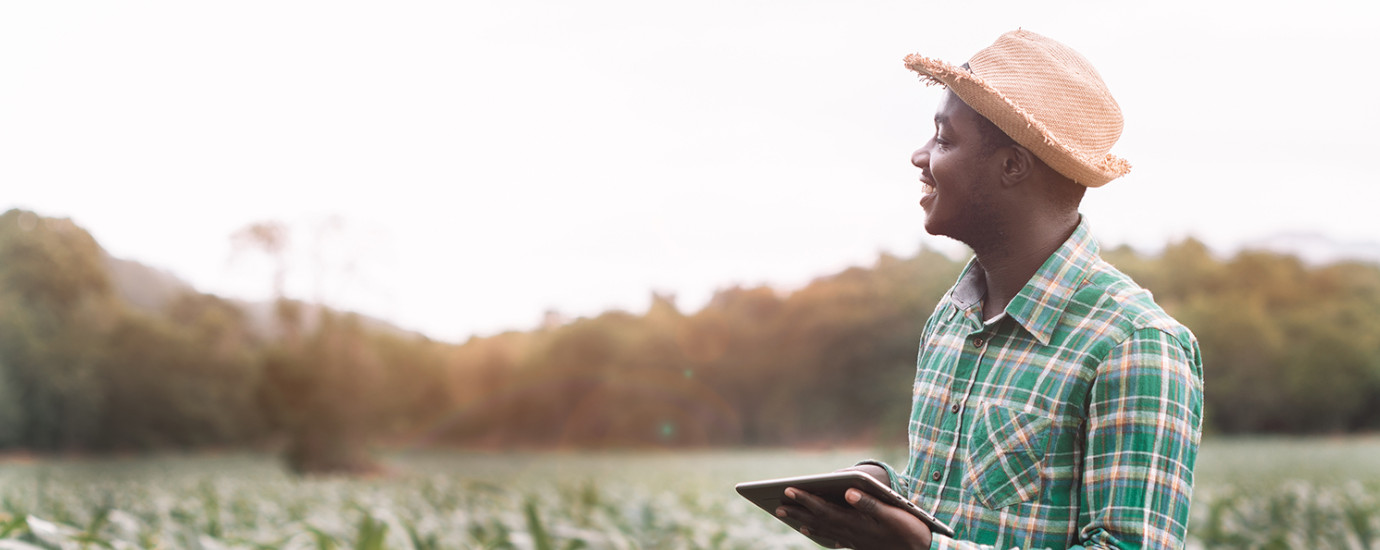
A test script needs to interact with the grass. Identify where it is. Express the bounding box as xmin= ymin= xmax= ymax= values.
xmin=0 ymin=437 xmax=1374 ymax=549
xmin=1187 ymin=435 xmax=1380 ymax=550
